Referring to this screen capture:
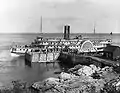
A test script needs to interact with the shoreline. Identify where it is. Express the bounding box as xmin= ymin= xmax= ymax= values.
xmin=1 ymin=63 xmax=120 ymax=93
